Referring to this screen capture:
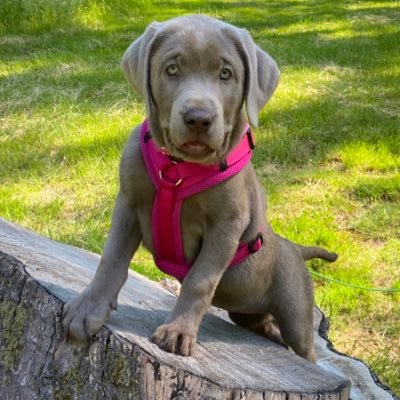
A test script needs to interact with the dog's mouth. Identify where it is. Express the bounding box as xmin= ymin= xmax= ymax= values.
xmin=180 ymin=141 xmax=210 ymax=155
xmin=162 ymin=126 xmax=226 ymax=164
